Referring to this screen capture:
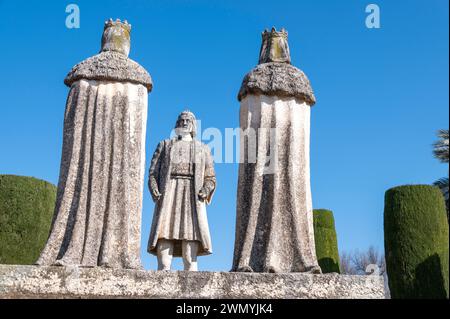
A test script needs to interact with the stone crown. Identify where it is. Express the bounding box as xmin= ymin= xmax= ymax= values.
xmin=261 ymin=27 xmax=288 ymax=40
xmin=104 ymin=18 xmax=131 ymax=33
xmin=101 ymin=18 xmax=131 ymax=57
xmin=65 ymin=19 xmax=152 ymax=91
xmin=258 ymin=27 xmax=291 ymax=64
